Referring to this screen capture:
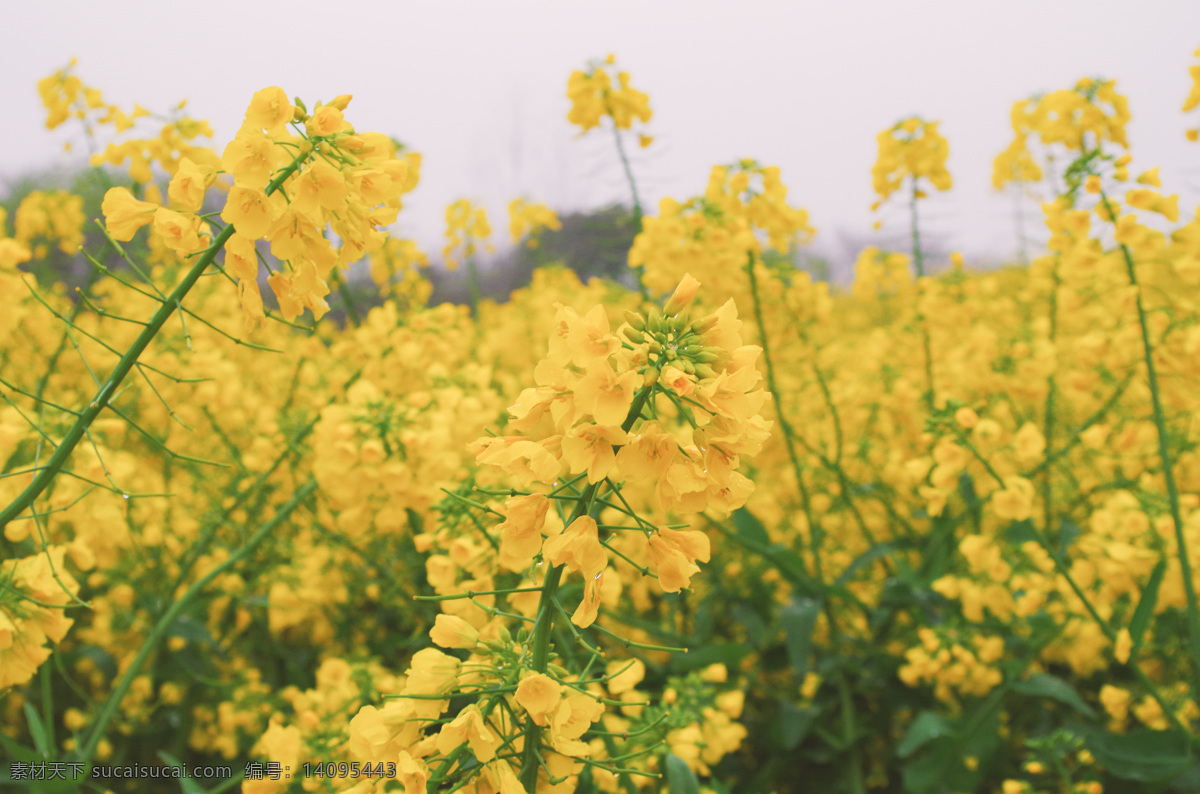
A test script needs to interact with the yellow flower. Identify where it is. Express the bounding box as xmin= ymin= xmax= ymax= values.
xmin=497 ymin=494 xmax=550 ymax=571
xmin=648 ymin=527 xmax=711 ymax=592
xmin=561 ymin=423 xmax=627 ymax=483
xmin=221 ymin=185 xmax=275 ymax=240
xmin=992 ymin=477 xmax=1035 ymax=521
xmin=244 ymin=86 xmax=293 ymax=137
xmin=167 ymin=156 xmax=212 ymax=213
xmin=101 ymin=187 xmax=157 ymax=240
xmin=404 ymin=648 xmax=460 ymax=696
xmin=306 ymin=105 xmax=347 ymax=137
xmin=543 ymin=516 xmax=606 ymax=579
xmin=152 ymin=207 xmax=205 ymax=256
xmin=429 ymin=614 xmax=479 ymax=650
xmin=548 ymin=692 xmax=604 ymax=756
xmin=572 ymin=363 xmax=637 ymax=427
xmin=435 ymin=704 xmax=500 ymax=762
xmin=516 ymin=673 xmax=562 ymax=726
xmin=605 ymin=659 xmax=645 ymax=694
